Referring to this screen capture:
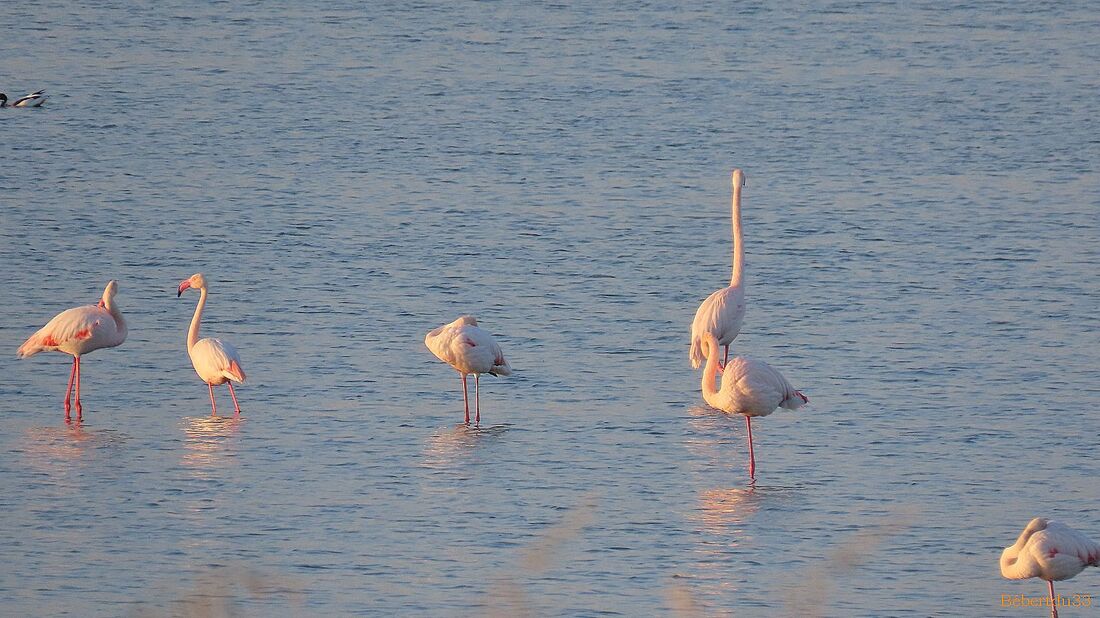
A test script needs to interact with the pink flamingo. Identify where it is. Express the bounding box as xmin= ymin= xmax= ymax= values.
xmin=690 ymin=169 xmax=747 ymax=370
xmin=1001 ymin=518 xmax=1100 ymax=618
xmin=699 ymin=332 xmax=806 ymax=480
xmin=177 ymin=274 xmax=246 ymax=415
xmin=425 ymin=316 xmax=512 ymax=425
xmin=17 ymin=280 xmax=128 ymax=421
